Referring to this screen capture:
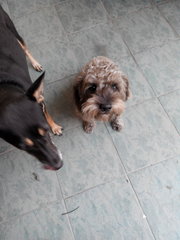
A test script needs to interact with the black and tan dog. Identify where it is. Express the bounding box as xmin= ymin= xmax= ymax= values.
xmin=0 ymin=5 xmax=63 ymax=170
